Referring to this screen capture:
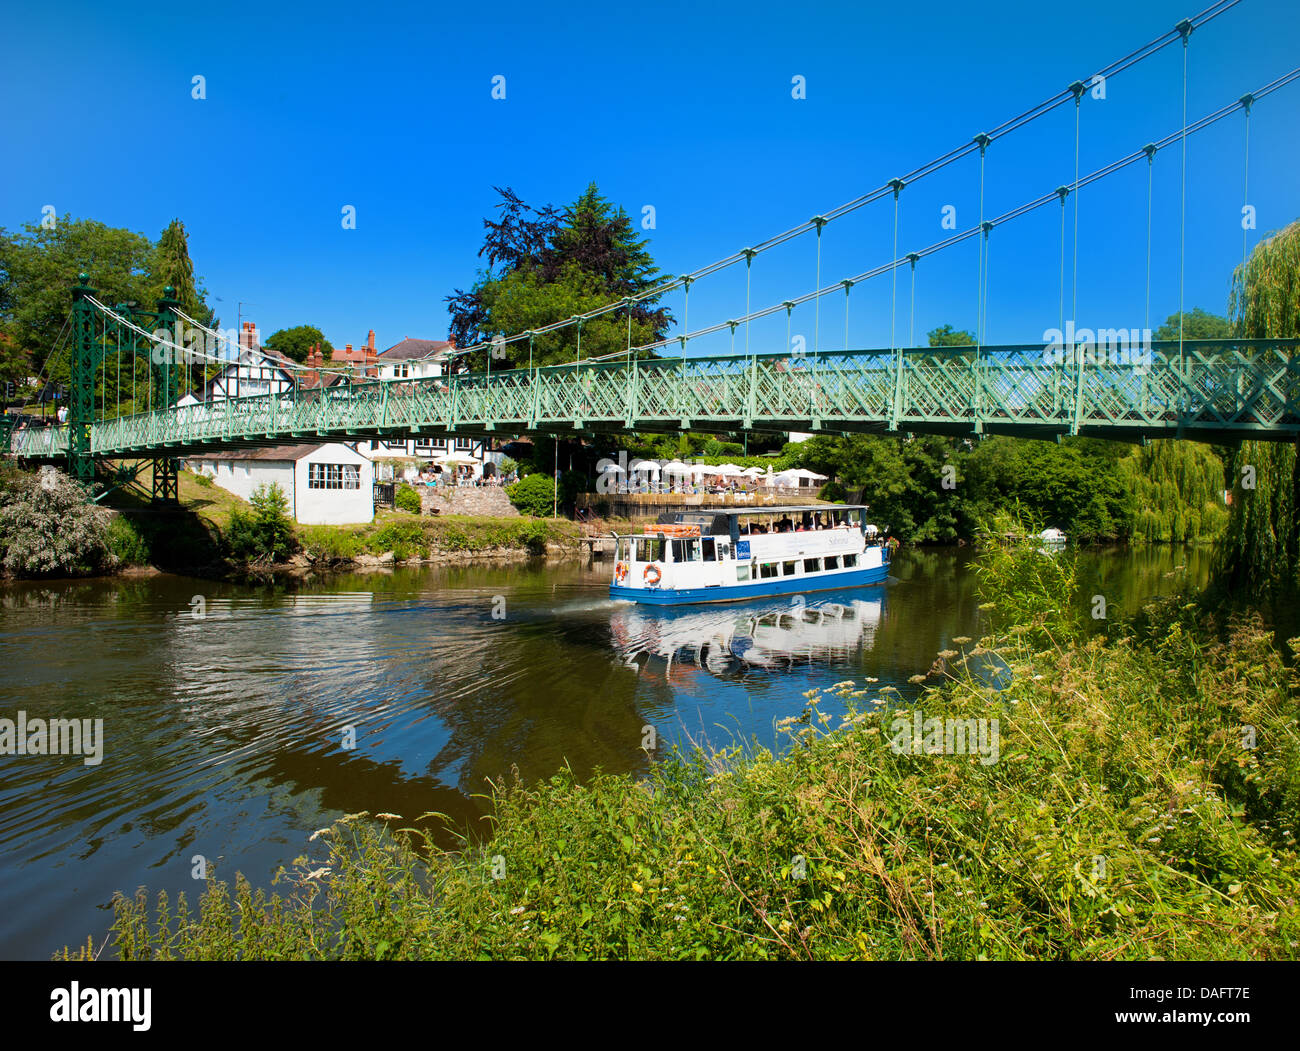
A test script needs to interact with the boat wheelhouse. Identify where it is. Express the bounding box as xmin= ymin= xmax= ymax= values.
xmin=609 ymin=505 xmax=890 ymax=605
